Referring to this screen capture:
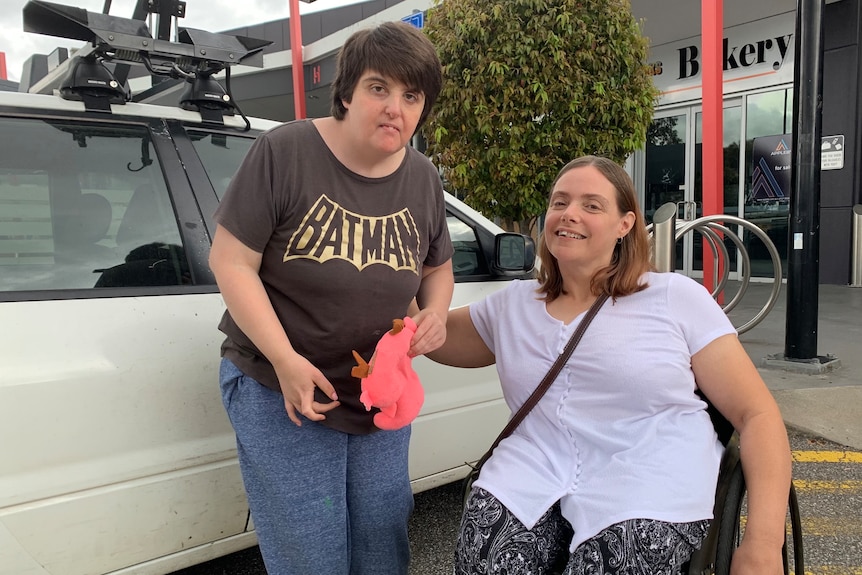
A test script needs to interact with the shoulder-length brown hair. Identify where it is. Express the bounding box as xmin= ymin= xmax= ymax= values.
xmin=536 ymin=156 xmax=652 ymax=302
